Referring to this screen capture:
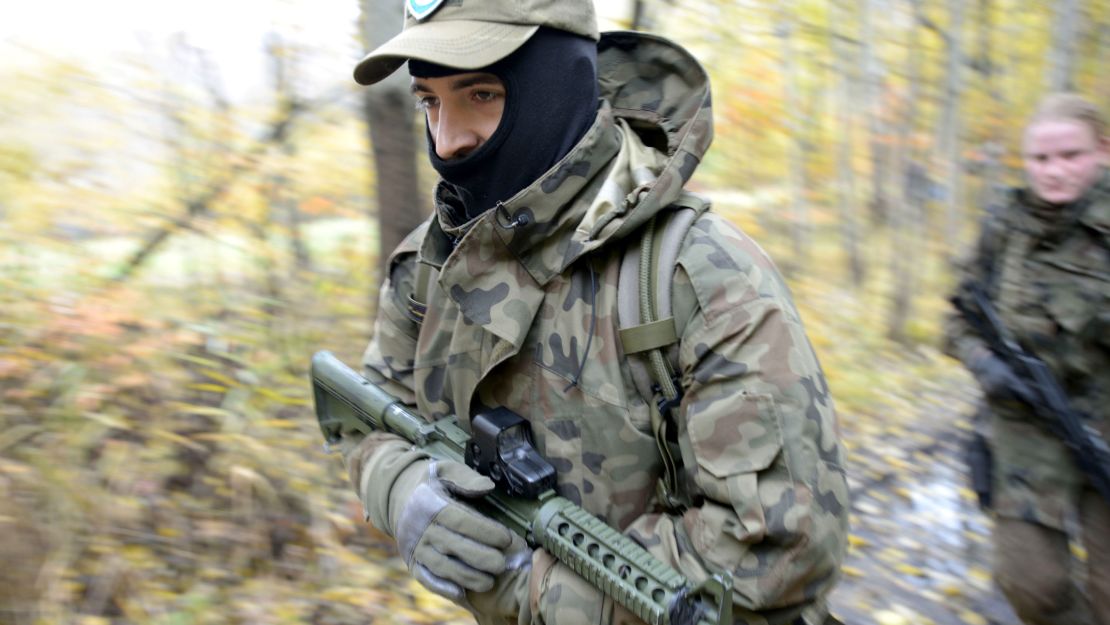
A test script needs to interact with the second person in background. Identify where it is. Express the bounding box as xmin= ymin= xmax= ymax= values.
xmin=945 ymin=92 xmax=1110 ymax=625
